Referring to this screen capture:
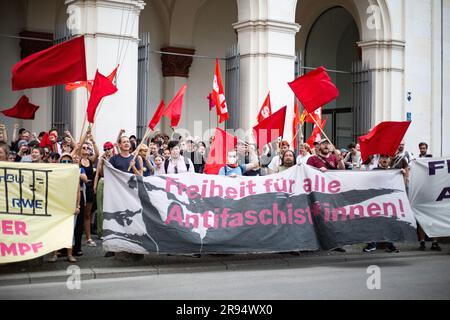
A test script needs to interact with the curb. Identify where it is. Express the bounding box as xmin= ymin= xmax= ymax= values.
xmin=0 ymin=251 xmax=448 ymax=286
